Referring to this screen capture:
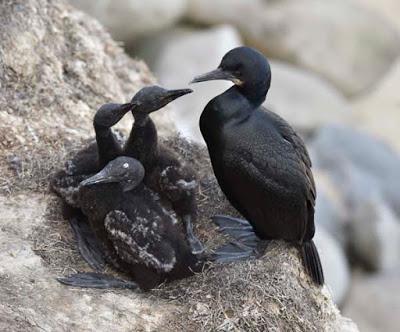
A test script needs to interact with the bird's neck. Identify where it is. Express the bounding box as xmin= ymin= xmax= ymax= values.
xmin=237 ymin=77 xmax=269 ymax=106
xmin=94 ymin=124 xmax=121 ymax=168
xmin=124 ymin=113 xmax=158 ymax=169
xmin=200 ymin=86 xmax=255 ymax=129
